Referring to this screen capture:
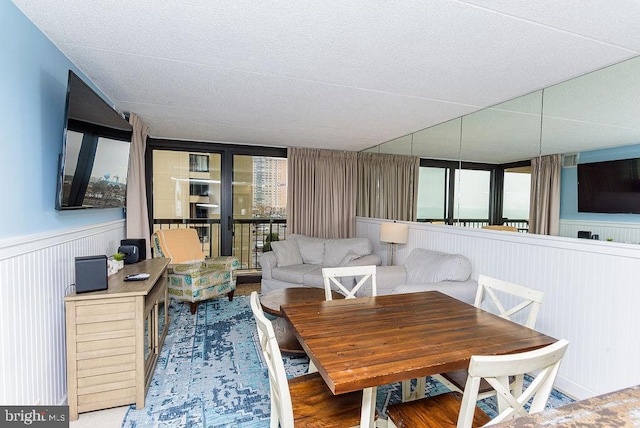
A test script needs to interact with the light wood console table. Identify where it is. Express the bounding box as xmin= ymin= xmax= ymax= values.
xmin=64 ymin=258 xmax=170 ymax=421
